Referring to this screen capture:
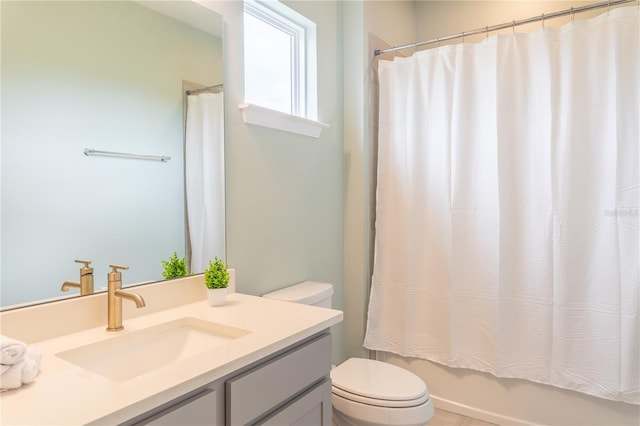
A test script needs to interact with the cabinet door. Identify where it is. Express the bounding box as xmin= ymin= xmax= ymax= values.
xmin=131 ymin=386 xmax=222 ymax=426
xmin=258 ymin=379 xmax=332 ymax=426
